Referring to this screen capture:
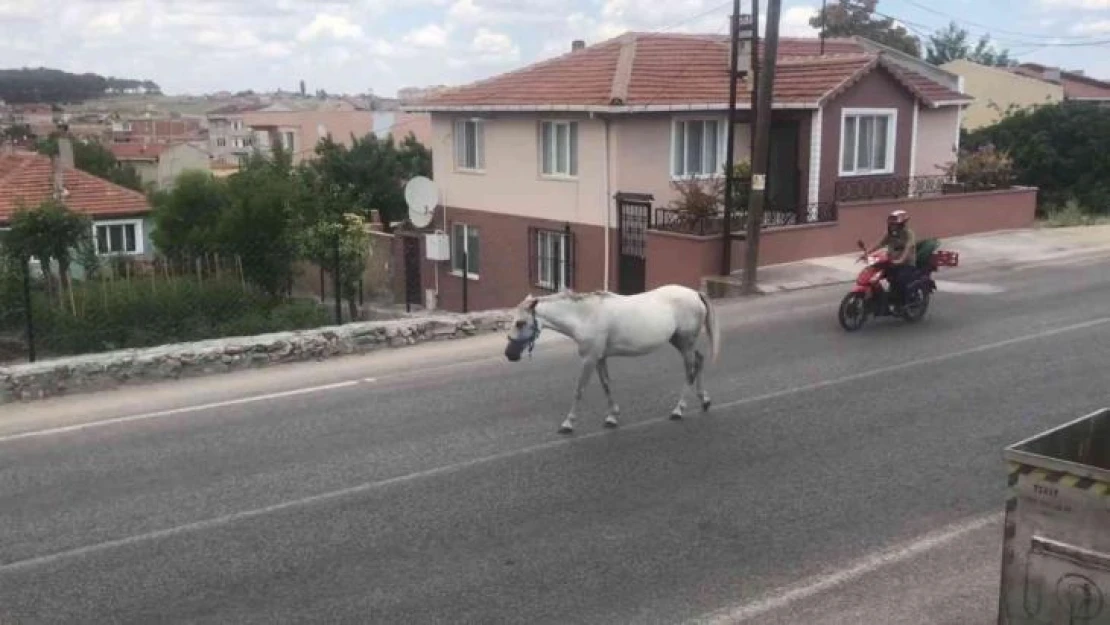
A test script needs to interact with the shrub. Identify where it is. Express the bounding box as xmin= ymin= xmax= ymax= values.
xmin=941 ymin=144 xmax=1014 ymax=191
